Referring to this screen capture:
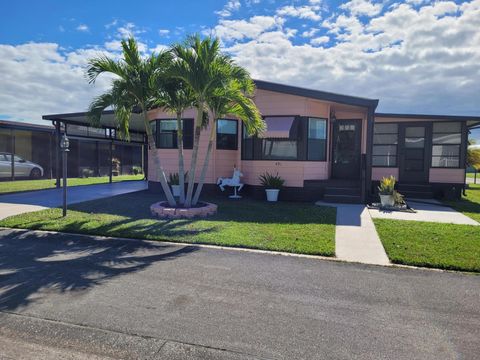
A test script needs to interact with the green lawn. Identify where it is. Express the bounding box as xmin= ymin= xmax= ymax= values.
xmin=445 ymin=184 xmax=480 ymax=223
xmin=0 ymin=191 xmax=336 ymax=256
xmin=0 ymin=175 xmax=144 ymax=195
xmin=374 ymin=219 xmax=480 ymax=272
